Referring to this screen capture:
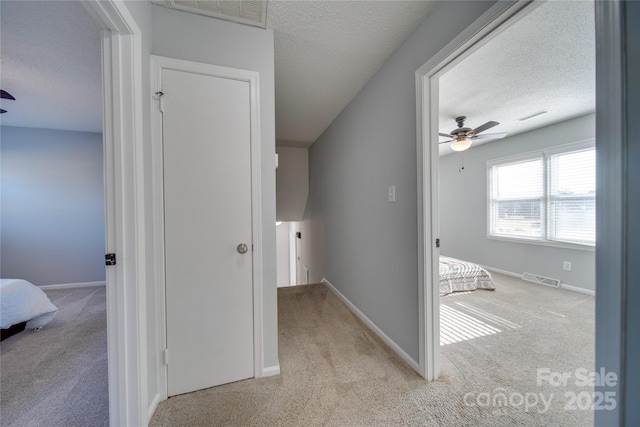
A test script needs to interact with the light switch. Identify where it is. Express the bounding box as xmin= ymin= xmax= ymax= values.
xmin=388 ymin=186 xmax=396 ymax=203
